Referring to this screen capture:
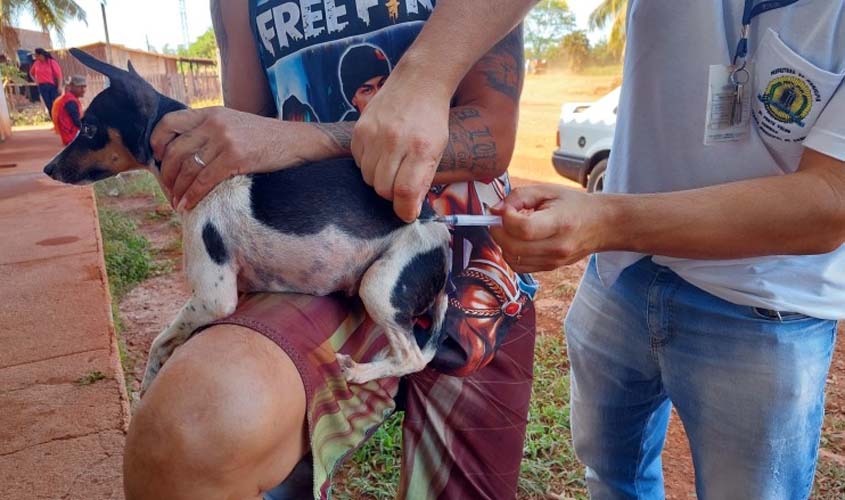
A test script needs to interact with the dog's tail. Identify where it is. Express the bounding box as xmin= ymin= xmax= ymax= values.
xmin=427 ymin=288 xmax=449 ymax=349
